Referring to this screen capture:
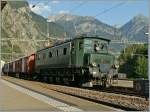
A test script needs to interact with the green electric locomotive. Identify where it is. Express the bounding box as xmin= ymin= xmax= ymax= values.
xmin=35 ymin=35 xmax=119 ymax=87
